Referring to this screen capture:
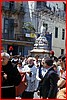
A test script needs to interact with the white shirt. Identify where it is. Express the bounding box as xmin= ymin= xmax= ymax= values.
xmin=36 ymin=67 xmax=47 ymax=90
xmin=57 ymin=65 xmax=62 ymax=77
xmin=22 ymin=64 xmax=37 ymax=92
xmin=36 ymin=67 xmax=47 ymax=81
xmin=34 ymin=60 xmax=40 ymax=68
